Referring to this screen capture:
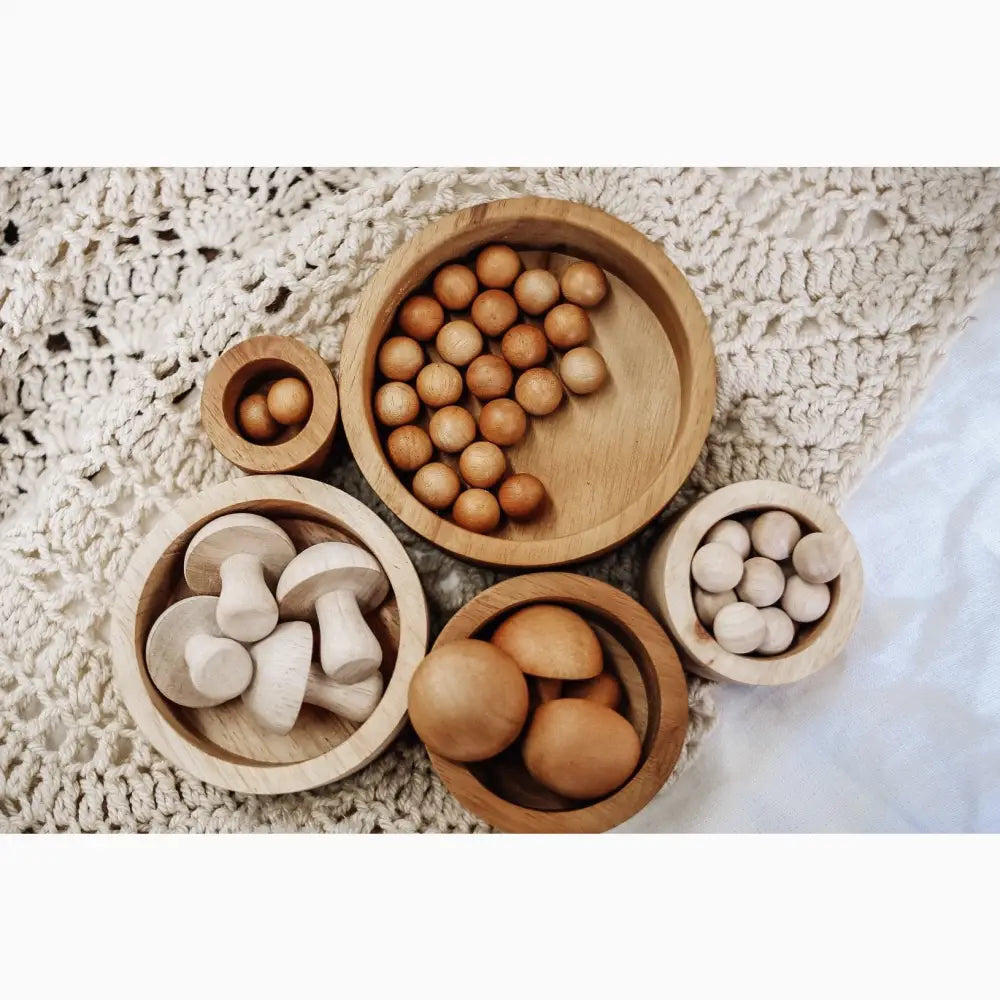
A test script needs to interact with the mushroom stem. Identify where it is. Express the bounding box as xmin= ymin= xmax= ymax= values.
xmin=184 ymin=634 xmax=253 ymax=703
xmin=315 ymin=590 xmax=383 ymax=682
xmin=216 ymin=552 xmax=279 ymax=643
xmin=303 ymin=668 xmax=384 ymax=723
